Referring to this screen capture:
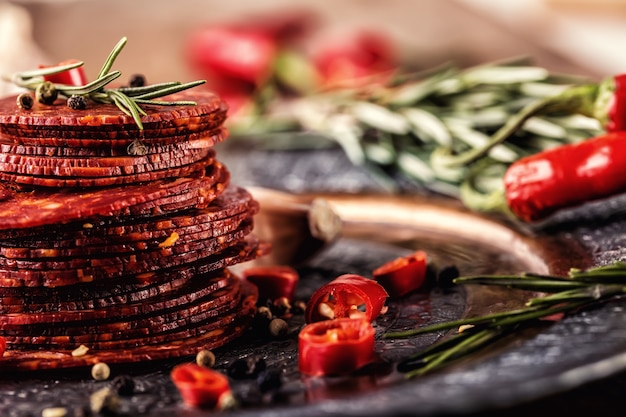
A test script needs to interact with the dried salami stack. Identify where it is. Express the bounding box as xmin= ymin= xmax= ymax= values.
xmin=0 ymin=90 xmax=267 ymax=371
